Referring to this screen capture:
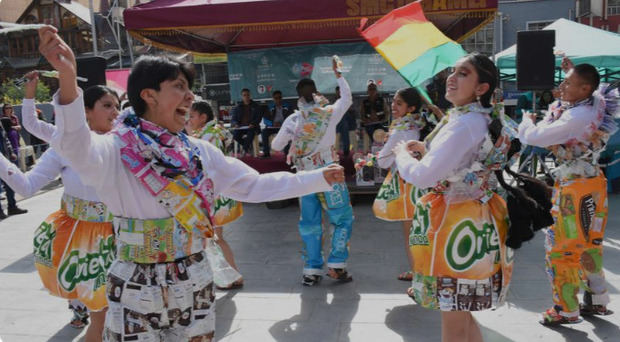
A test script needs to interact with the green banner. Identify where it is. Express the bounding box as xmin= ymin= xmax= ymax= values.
xmin=227 ymin=42 xmax=408 ymax=102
